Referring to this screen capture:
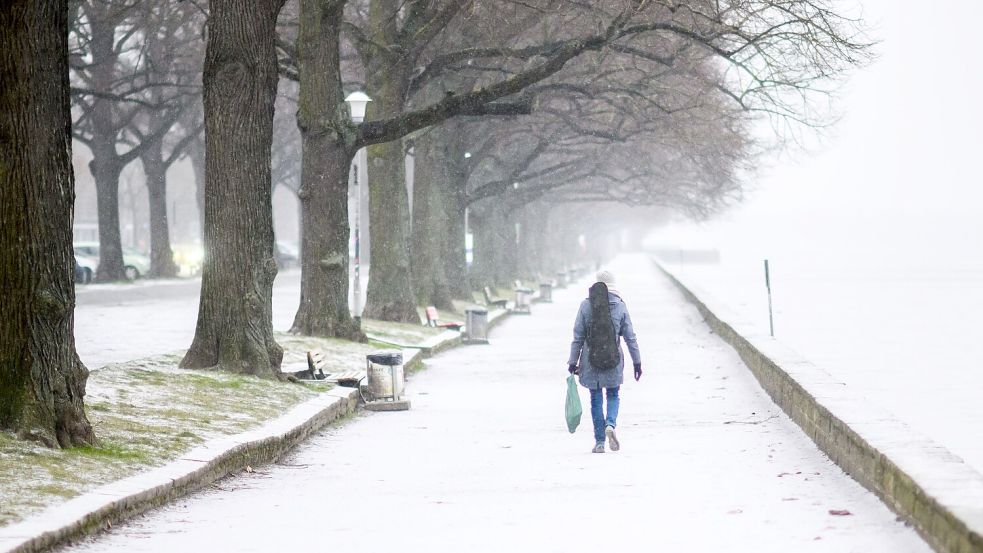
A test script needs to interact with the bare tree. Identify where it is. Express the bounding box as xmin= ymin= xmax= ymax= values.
xmin=277 ymin=0 xmax=870 ymax=333
xmin=70 ymin=0 xmax=196 ymax=280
